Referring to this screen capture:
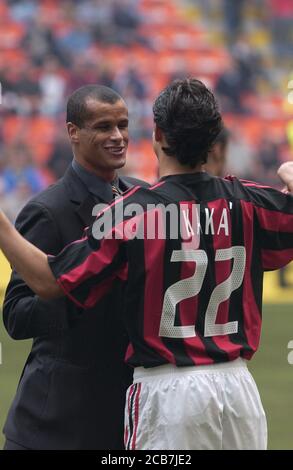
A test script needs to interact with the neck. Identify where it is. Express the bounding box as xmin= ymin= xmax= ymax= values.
xmin=158 ymin=155 xmax=203 ymax=178
xmin=74 ymin=158 xmax=116 ymax=182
